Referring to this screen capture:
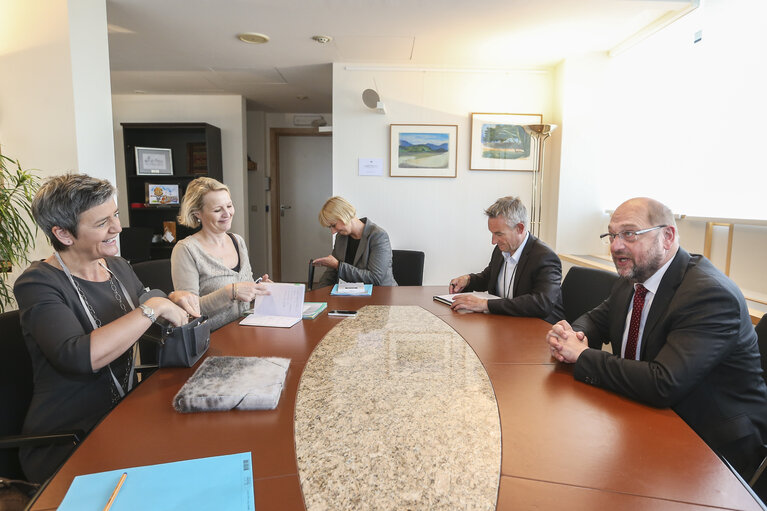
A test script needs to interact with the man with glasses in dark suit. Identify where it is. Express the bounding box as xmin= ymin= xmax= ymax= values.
xmin=546 ymin=197 xmax=767 ymax=493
